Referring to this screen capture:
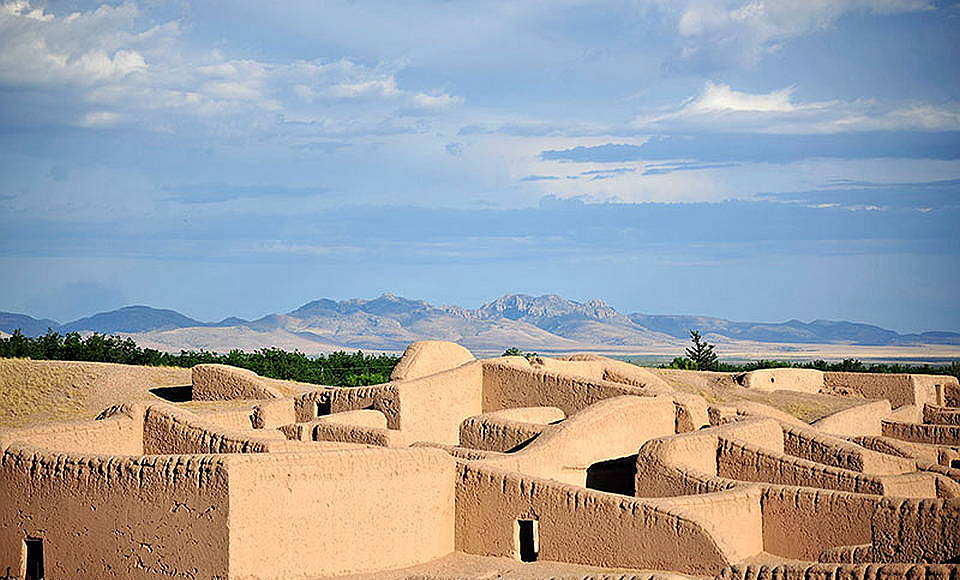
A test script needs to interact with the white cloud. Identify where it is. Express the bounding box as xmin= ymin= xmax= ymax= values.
xmin=635 ymin=82 xmax=960 ymax=134
xmin=0 ymin=1 xmax=462 ymax=138
xmin=76 ymin=110 xmax=122 ymax=127
xmin=664 ymin=0 xmax=933 ymax=65
xmin=685 ymin=81 xmax=798 ymax=113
